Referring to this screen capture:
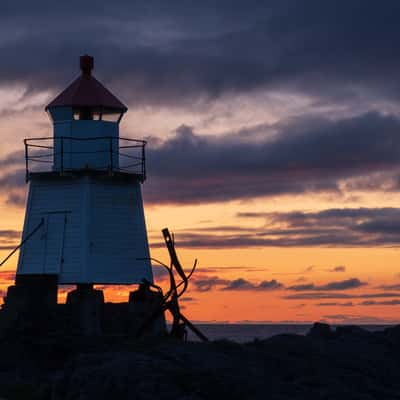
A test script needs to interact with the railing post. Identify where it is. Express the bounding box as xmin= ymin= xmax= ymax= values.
xmin=24 ymin=139 xmax=29 ymax=182
xmin=109 ymin=137 xmax=113 ymax=171
xmin=142 ymin=142 xmax=146 ymax=181
xmin=60 ymin=137 xmax=64 ymax=173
